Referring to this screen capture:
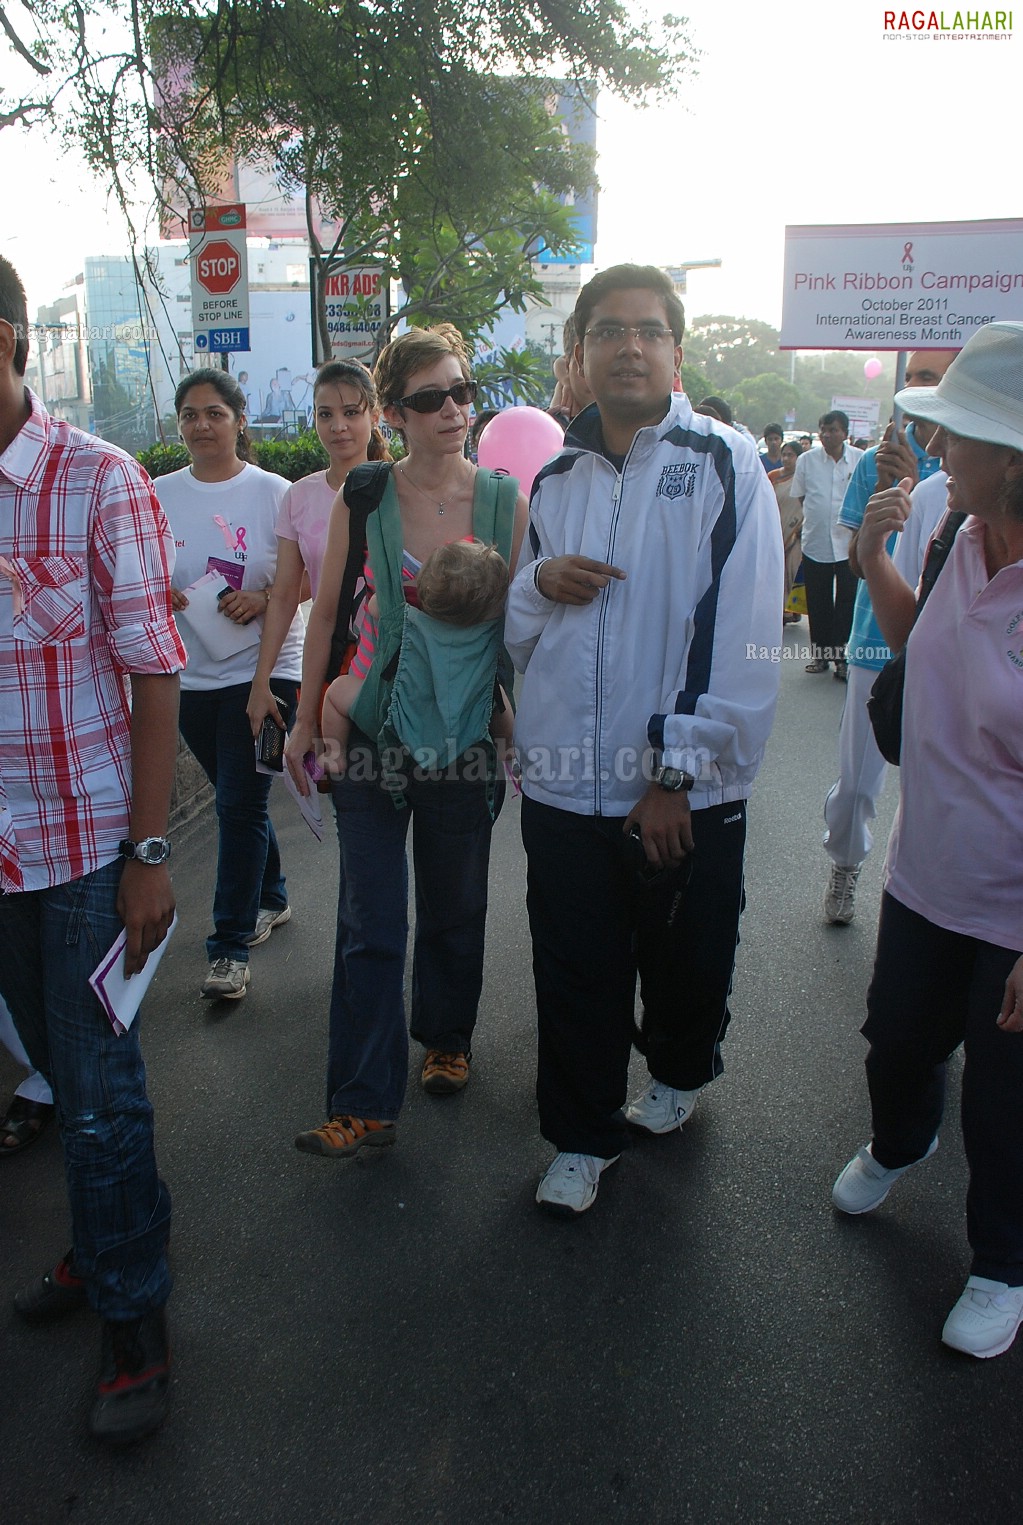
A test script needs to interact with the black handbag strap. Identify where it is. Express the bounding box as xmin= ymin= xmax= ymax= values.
xmin=914 ymin=508 xmax=967 ymax=618
xmin=327 ymin=460 xmax=392 ymax=680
